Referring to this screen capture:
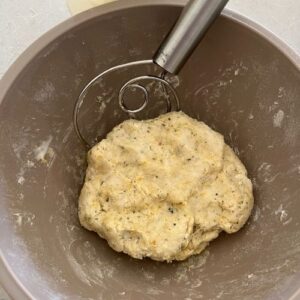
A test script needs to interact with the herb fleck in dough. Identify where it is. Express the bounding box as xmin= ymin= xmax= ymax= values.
xmin=79 ymin=111 xmax=254 ymax=261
